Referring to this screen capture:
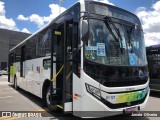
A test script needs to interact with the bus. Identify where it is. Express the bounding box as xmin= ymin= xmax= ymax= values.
xmin=8 ymin=0 xmax=149 ymax=118
xmin=146 ymin=44 xmax=160 ymax=92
